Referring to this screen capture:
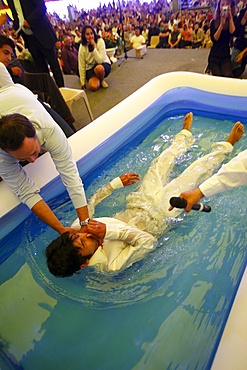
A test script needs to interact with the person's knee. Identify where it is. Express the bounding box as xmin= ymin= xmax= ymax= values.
xmin=88 ymin=76 xmax=100 ymax=91
xmin=94 ymin=64 xmax=105 ymax=79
